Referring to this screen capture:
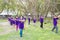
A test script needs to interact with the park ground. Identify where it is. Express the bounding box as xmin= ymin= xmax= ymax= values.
xmin=0 ymin=18 xmax=60 ymax=40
